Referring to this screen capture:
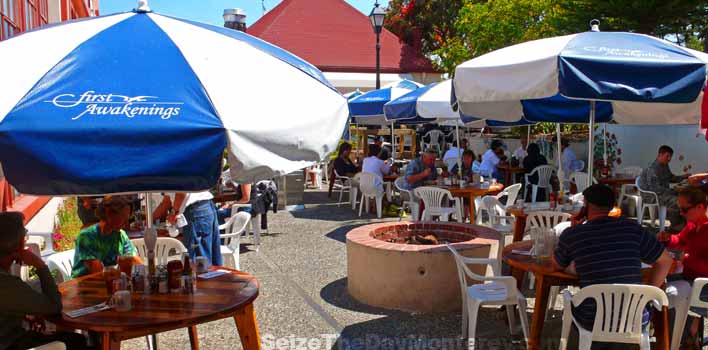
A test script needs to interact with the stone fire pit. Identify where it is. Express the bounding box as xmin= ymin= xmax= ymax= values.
xmin=346 ymin=222 xmax=501 ymax=313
